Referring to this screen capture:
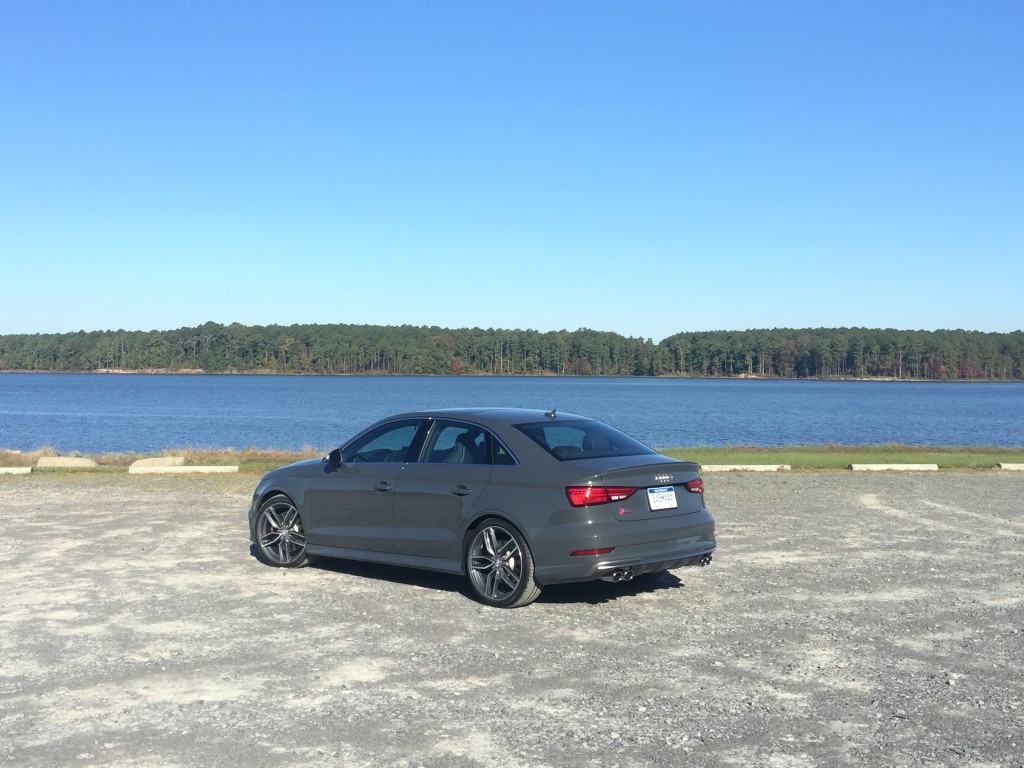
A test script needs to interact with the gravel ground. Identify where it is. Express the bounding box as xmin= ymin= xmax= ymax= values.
xmin=1 ymin=471 xmax=1022 ymax=768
